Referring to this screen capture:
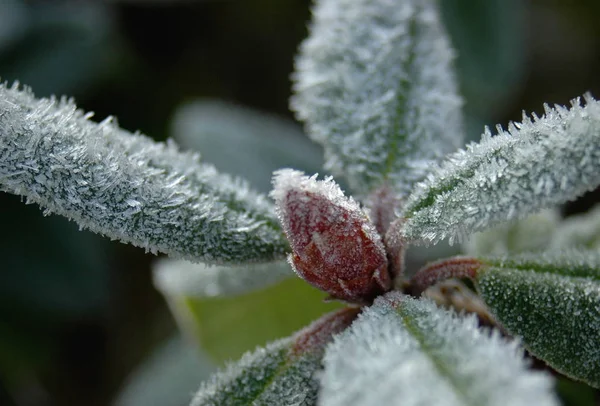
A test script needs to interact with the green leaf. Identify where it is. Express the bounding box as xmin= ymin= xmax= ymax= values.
xmin=0 ymin=82 xmax=289 ymax=264
xmin=411 ymin=251 xmax=600 ymax=388
xmin=171 ymin=100 xmax=323 ymax=193
xmin=158 ymin=275 xmax=341 ymax=363
xmin=478 ymin=251 xmax=600 ymax=388
xmin=402 ymin=95 xmax=600 ymax=245
xmin=320 ymin=292 xmax=557 ymax=406
xmin=191 ymin=308 xmax=358 ymax=406
xmin=291 ymin=0 xmax=463 ymax=198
